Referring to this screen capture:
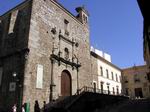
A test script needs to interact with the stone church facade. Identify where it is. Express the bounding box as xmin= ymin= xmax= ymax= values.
xmin=0 ymin=0 xmax=92 ymax=110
